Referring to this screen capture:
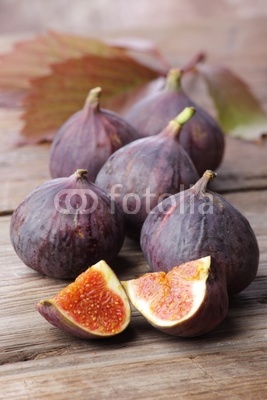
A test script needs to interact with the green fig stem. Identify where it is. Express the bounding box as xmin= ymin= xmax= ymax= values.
xmin=84 ymin=87 xmax=102 ymax=110
xmin=75 ymin=169 xmax=88 ymax=179
xmin=174 ymin=107 xmax=196 ymax=126
xmin=193 ymin=170 xmax=217 ymax=193
xmin=166 ymin=107 xmax=196 ymax=138
xmin=165 ymin=68 xmax=183 ymax=91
